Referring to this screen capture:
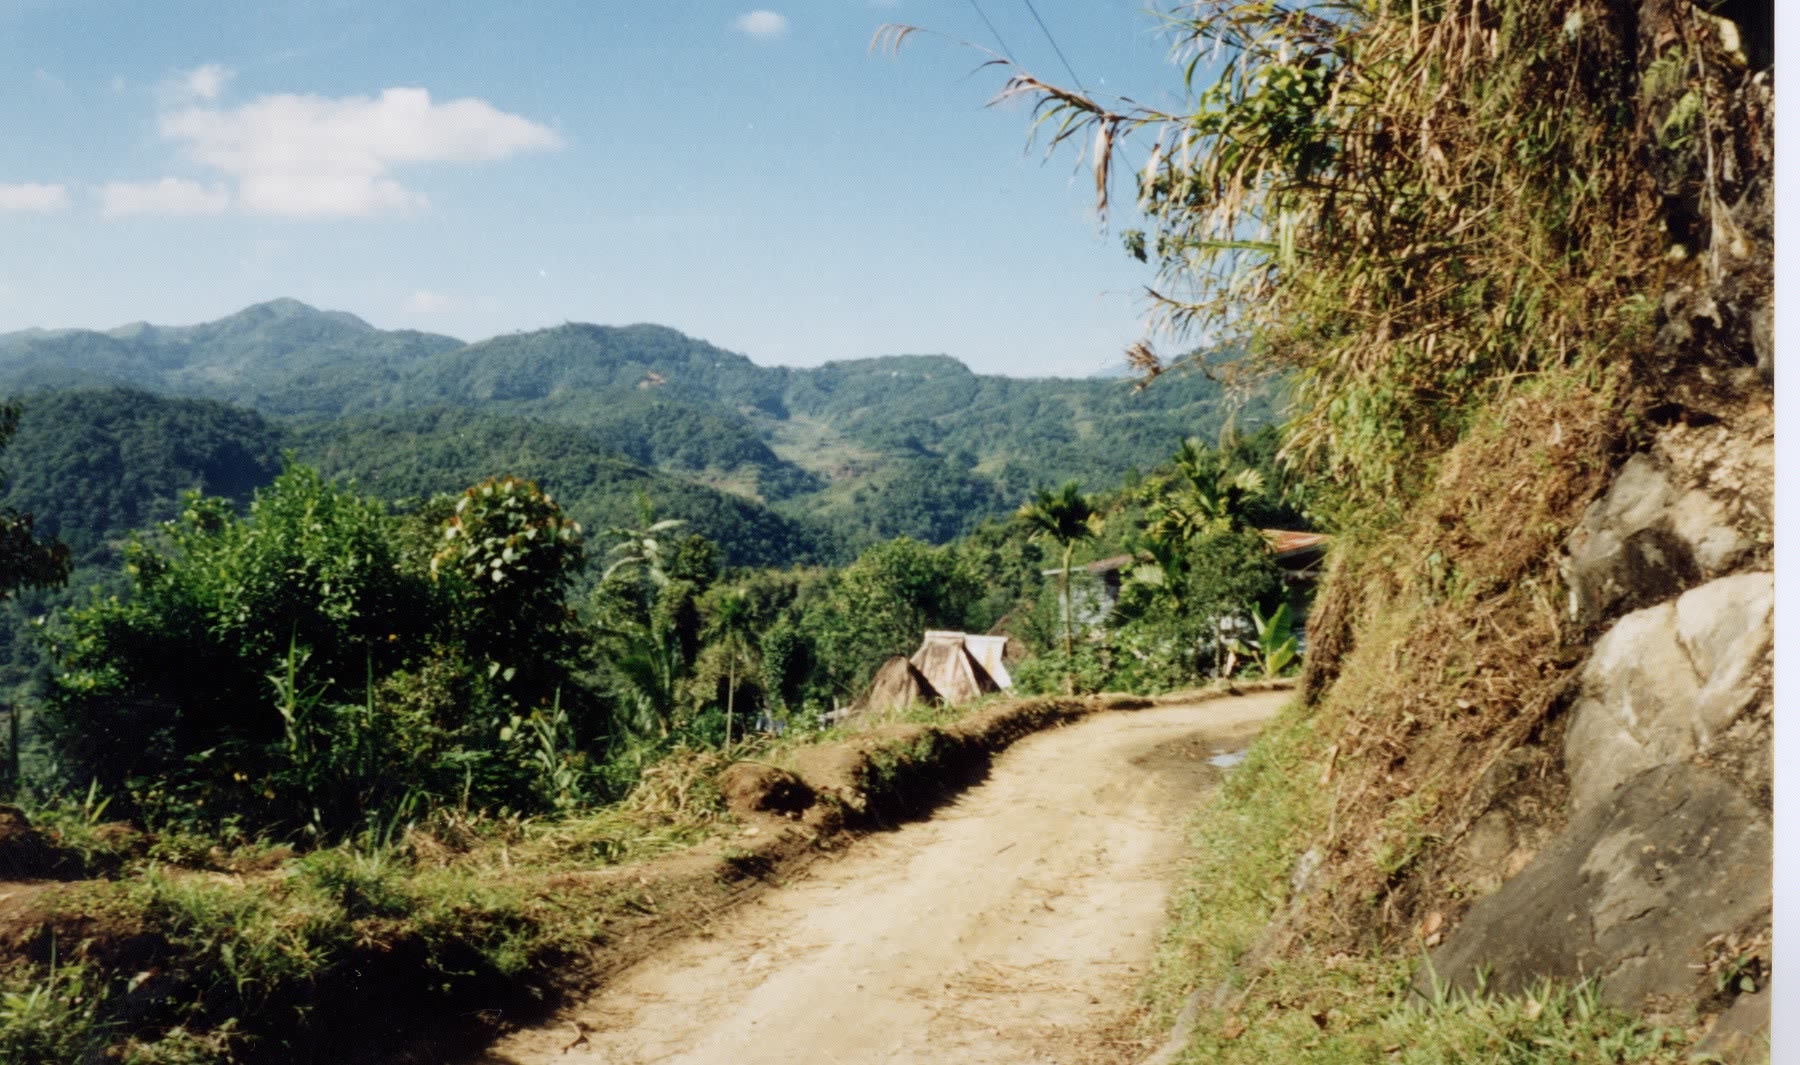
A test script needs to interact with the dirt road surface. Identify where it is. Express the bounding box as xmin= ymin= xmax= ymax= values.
xmin=483 ymin=692 xmax=1288 ymax=1065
